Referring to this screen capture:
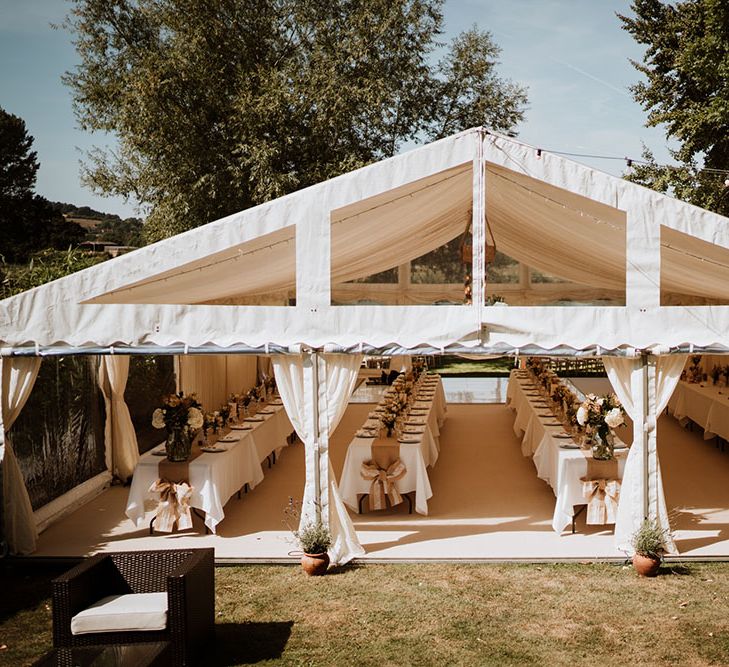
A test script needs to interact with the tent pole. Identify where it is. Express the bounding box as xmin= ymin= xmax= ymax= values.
xmin=310 ymin=350 xmax=322 ymax=523
xmin=642 ymin=352 xmax=650 ymax=520
xmin=0 ymin=359 xmax=5 ymax=558
xmin=0 ymin=441 xmax=5 ymax=558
